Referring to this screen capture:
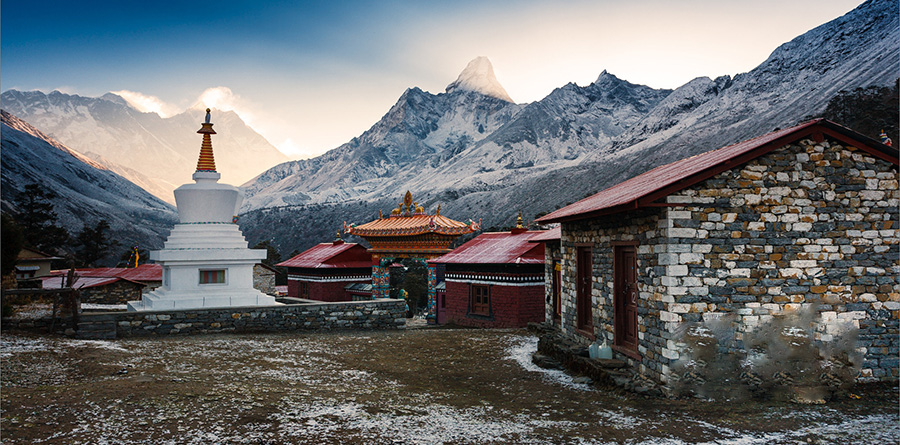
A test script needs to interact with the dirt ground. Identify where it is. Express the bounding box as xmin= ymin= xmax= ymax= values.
xmin=1 ymin=326 xmax=897 ymax=444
